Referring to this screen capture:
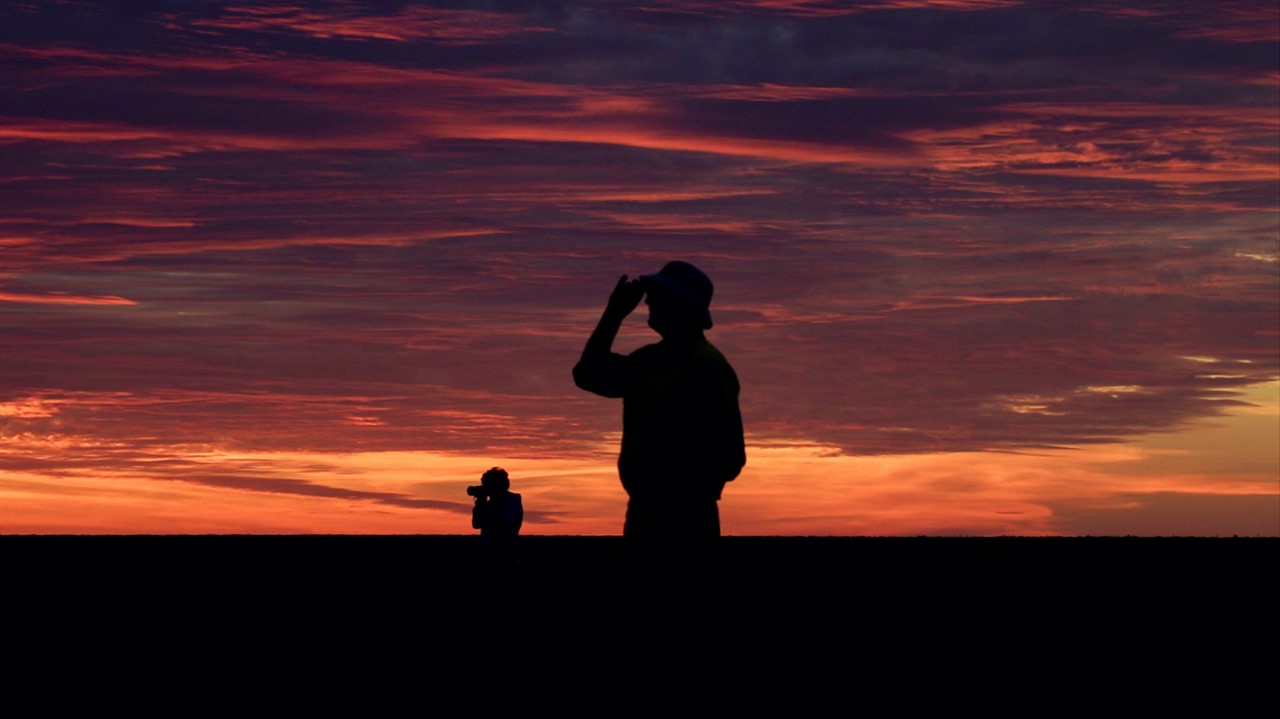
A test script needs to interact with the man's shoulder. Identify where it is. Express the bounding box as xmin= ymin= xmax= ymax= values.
xmin=631 ymin=338 xmax=736 ymax=377
xmin=693 ymin=338 xmax=734 ymax=367
xmin=693 ymin=340 xmax=740 ymax=396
